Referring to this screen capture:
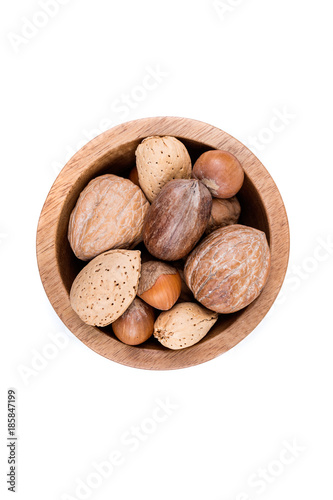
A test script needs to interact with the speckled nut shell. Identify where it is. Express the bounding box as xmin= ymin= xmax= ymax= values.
xmin=70 ymin=250 xmax=141 ymax=326
xmin=153 ymin=302 xmax=218 ymax=350
xmin=135 ymin=136 xmax=192 ymax=202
